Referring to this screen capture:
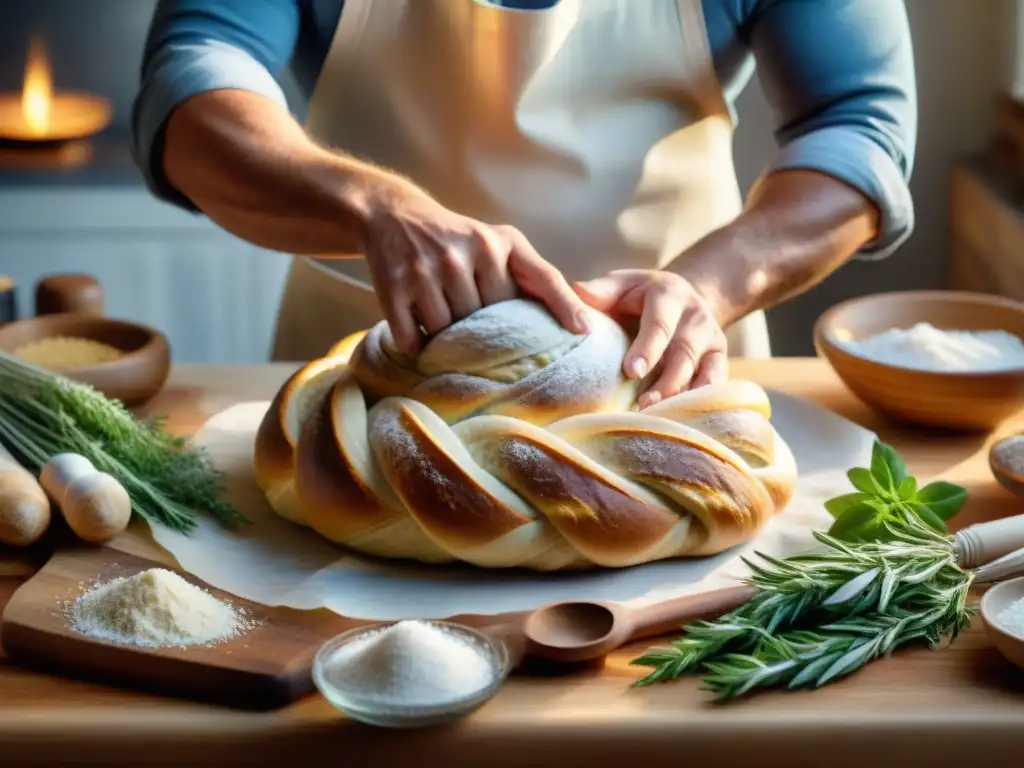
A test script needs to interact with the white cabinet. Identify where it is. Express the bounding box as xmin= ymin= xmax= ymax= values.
xmin=0 ymin=187 xmax=291 ymax=364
